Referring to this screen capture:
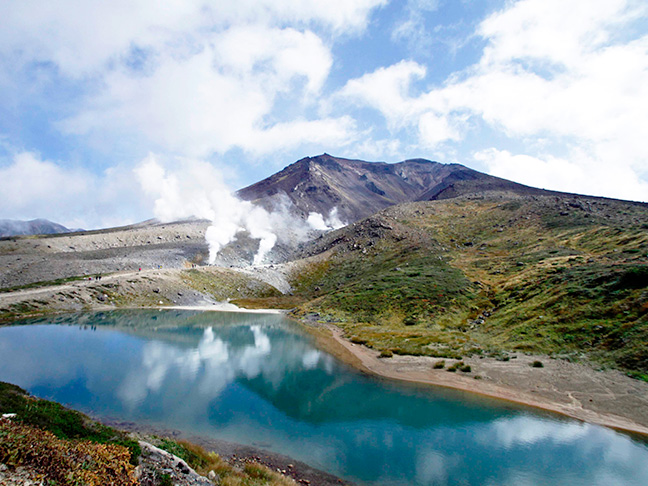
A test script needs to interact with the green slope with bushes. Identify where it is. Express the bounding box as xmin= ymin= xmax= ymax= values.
xmin=285 ymin=194 xmax=648 ymax=377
